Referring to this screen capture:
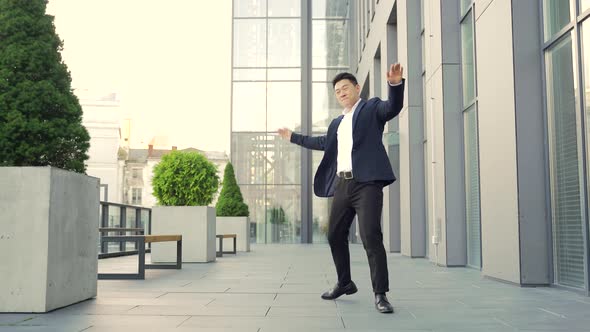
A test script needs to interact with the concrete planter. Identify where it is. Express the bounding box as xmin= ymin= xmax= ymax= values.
xmin=151 ymin=206 xmax=216 ymax=263
xmin=0 ymin=167 xmax=99 ymax=313
xmin=216 ymin=217 xmax=250 ymax=252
